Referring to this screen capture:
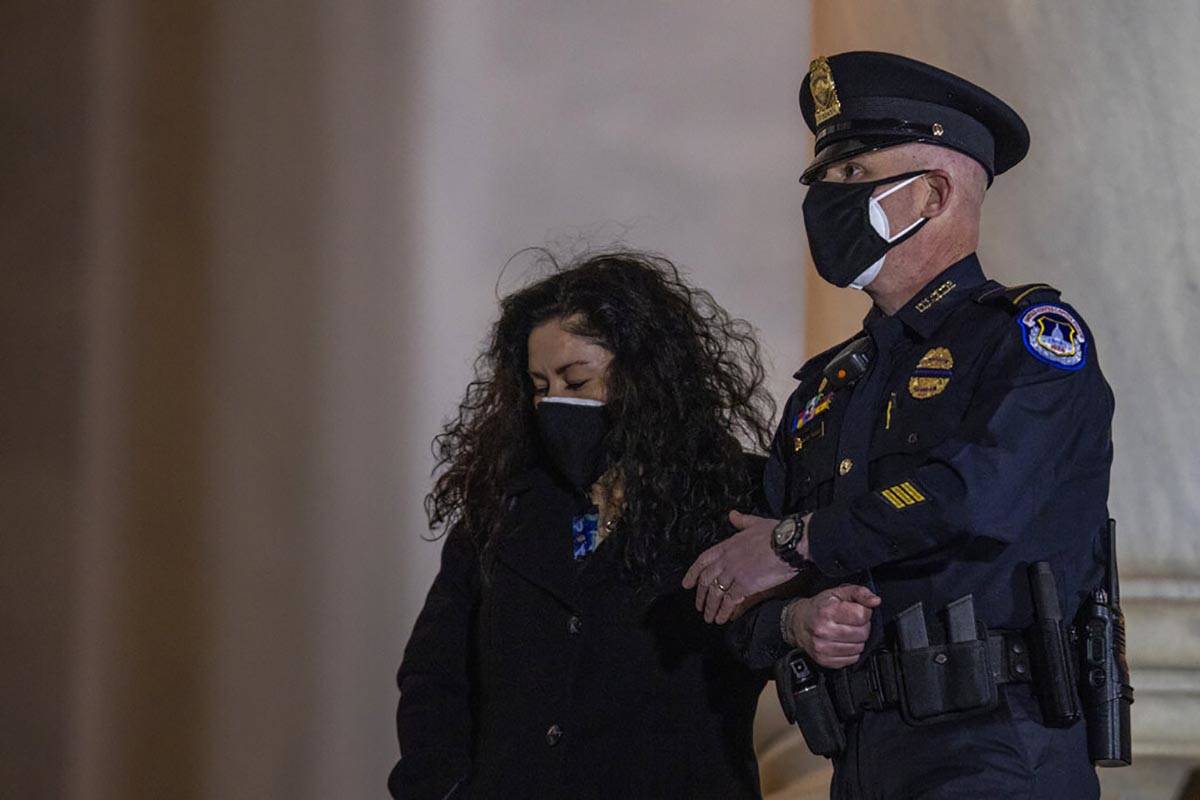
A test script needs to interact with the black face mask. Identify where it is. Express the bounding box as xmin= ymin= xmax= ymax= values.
xmin=535 ymin=398 xmax=610 ymax=490
xmin=801 ymin=171 xmax=929 ymax=289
